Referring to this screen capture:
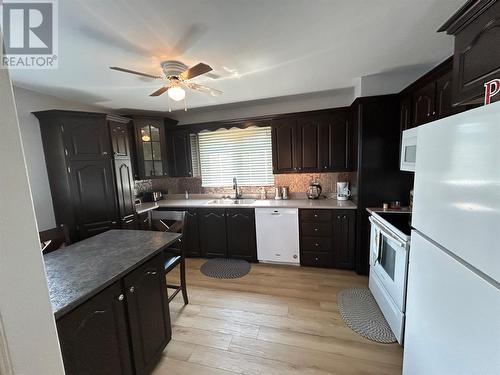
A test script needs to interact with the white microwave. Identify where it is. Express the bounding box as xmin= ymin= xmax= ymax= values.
xmin=400 ymin=127 xmax=418 ymax=172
